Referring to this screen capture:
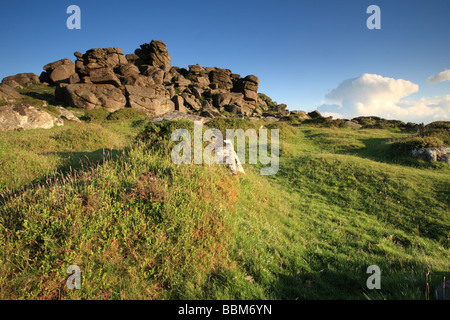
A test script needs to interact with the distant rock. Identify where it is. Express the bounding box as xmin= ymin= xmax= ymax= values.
xmin=2 ymin=73 xmax=40 ymax=86
xmin=290 ymin=110 xmax=310 ymax=120
xmin=308 ymin=110 xmax=323 ymax=119
xmin=0 ymin=104 xmax=63 ymax=131
xmin=345 ymin=120 xmax=362 ymax=128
